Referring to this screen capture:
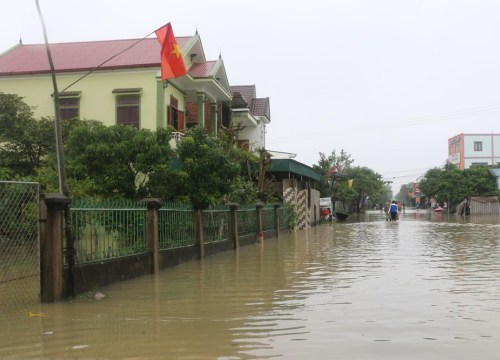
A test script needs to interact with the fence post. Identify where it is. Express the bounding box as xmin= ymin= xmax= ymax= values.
xmin=256 ymin=203 xmax=263 ymax=239
xmin=145 ymin=198 xmax=162 ymax=274
xmin=274 ymin=204 xmax=280 ymax=238
xmin=228 ymin=203 xmax=239 ymax=249
xmin=41 ymin=194 xmax=71 ymax=302
xmin=194 ymin=207 xmax=204 ymax=259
